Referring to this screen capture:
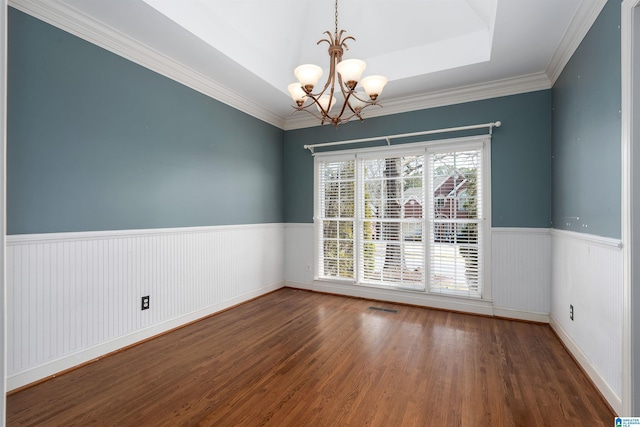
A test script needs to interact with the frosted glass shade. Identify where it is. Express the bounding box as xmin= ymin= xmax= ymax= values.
xmin=316 ymin=94 xmax=337 ymax=113
xmin=294 ymin=64 xmax=323 ymax=91
xmin=348 ymin=92 xmax=367 ymax=110
xmin=360 ymin=75 xmax=388 ymax=100
xmin=336 ymin=59 xmax=366 ymax=85
xmin=287 ymin=83 xmax=307 ymax=103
